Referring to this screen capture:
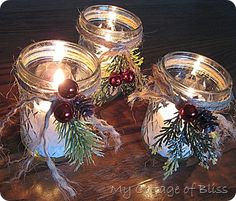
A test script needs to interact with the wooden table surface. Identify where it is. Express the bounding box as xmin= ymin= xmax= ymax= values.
xmin=0 ymin=0 xmax=236 ymax=200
